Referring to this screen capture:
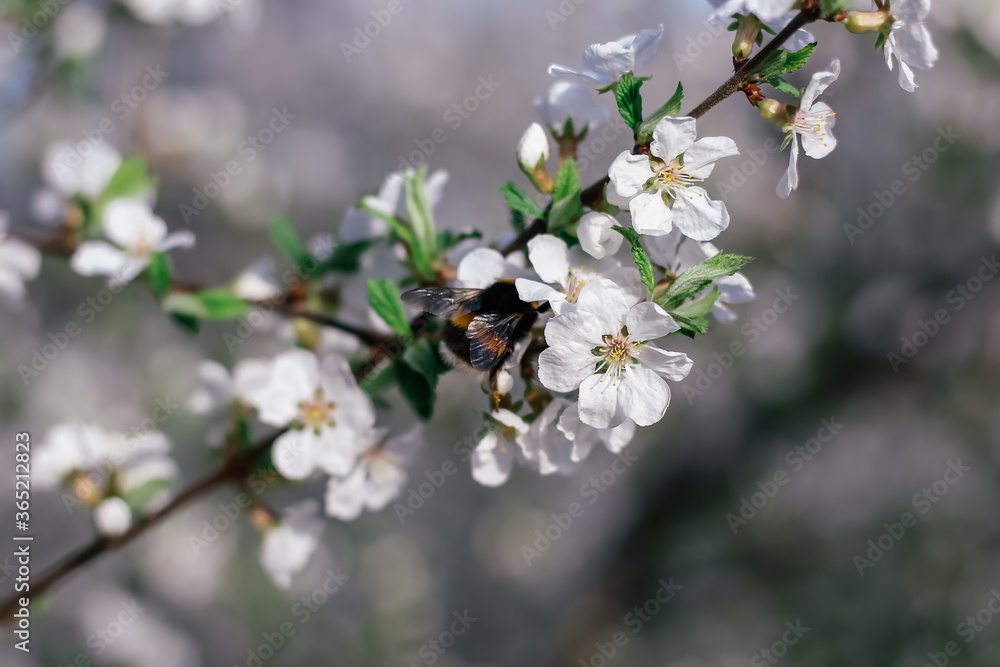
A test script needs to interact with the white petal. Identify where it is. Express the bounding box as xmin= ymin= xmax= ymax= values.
xmin=526 ymin=234 xmax=570 ymax=286
xmin=577 ymin=211 xmax=623 ymax=259
xmin=625 ymin=301 xmax=680 ymax=340
xmin=893 ymin=21 xmax=938 ymax=71
xmin=517 ymin=122 xmax=550 ymax=168
xmin=575 ymin=279 xmax=630 ymax=330
xmin=651 ymin=116 xmax=698 ymax=162
xmin=471 ymin=433 xmax=514 ymax=487
xmin=312 ymin=426 xmax=360 ymax=477
xmin=619 ymin=366 xmax=670 ymax=427
xmin=547 ymin=64 xmax=605 ymax=85
xmin=578 ymin=372 xmax=623 ymax=429
xmin=272 ymin=430 xmax=319 ymax=480
xmin=599 ymin=419 xmax=636 ymax=453
xmin=670 ymin=186 xmax=729 ymax=241
xmin=777 ymin=134 xmax=800 ymax=199
xmin=0 ymin=239 xmax=42 ymax=279
xmin=894 ymin=0 xmax=930 ymax=23
xmin=718 ymin=272 xmax=755 ymax=304
xmin=383 ymin=424 xmax=425 ymax=464
xmin=544 ymin=307 xmax=606 ymax=348
xmin=186 ymin=360 xmax=234 ymax=413
xmin=456 ymin=247 xmax=509 ymax=288
xmin=801 ymin=59 xmax=840 ymax=110
xmin=324 ymin=467 xmax=368 ymax=521
xmin=629 ymin=191 xmax=674 ymax=236
xmin=582 ymin=40 xmax=636 ymax=82
xmin=70 ymin=241 xmax=128 ymax=277
xmin=638 ymin=346 xmax=693 ymax=380
xmin=538 ymin=343 xmax=595 ymax=393
xmin=641 ymin=228 xmax=683 ymax=268
xmin=608 ymin=151 xmax=655 ymax=200
xmin=683 ymin=136 xmax=740 ymax=179
xmin=516 ymin=278 xmax=564 ymax=305
xmin=261 ymin=499 xmax=323 ymax=587
xmin=94 ymin=497 xmax=133 ymax=537
xmin=157 ymin=230 xmax=196 ymax=252
xmin=630 ymin=25 xmax=664 ymax=72
xmin=103 ymin=199 xmax=166 ymax=251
